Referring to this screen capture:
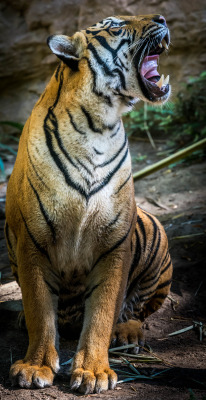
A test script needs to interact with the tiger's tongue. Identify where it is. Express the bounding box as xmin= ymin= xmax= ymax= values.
xmin=141 ymin=55 xmax=160 ymax=82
